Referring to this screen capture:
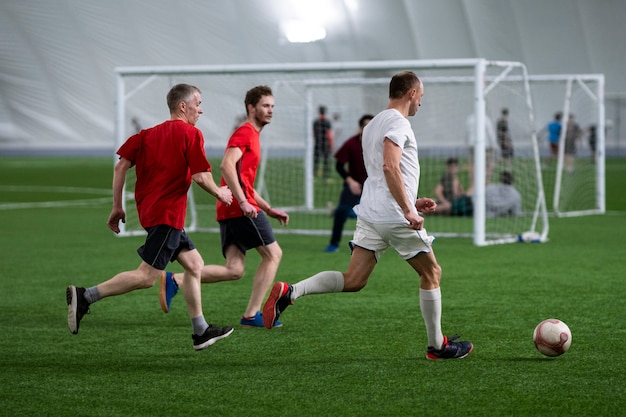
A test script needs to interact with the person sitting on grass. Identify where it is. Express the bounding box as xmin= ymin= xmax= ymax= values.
xmin=484 ymin=170 xmax=521 ymax=218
